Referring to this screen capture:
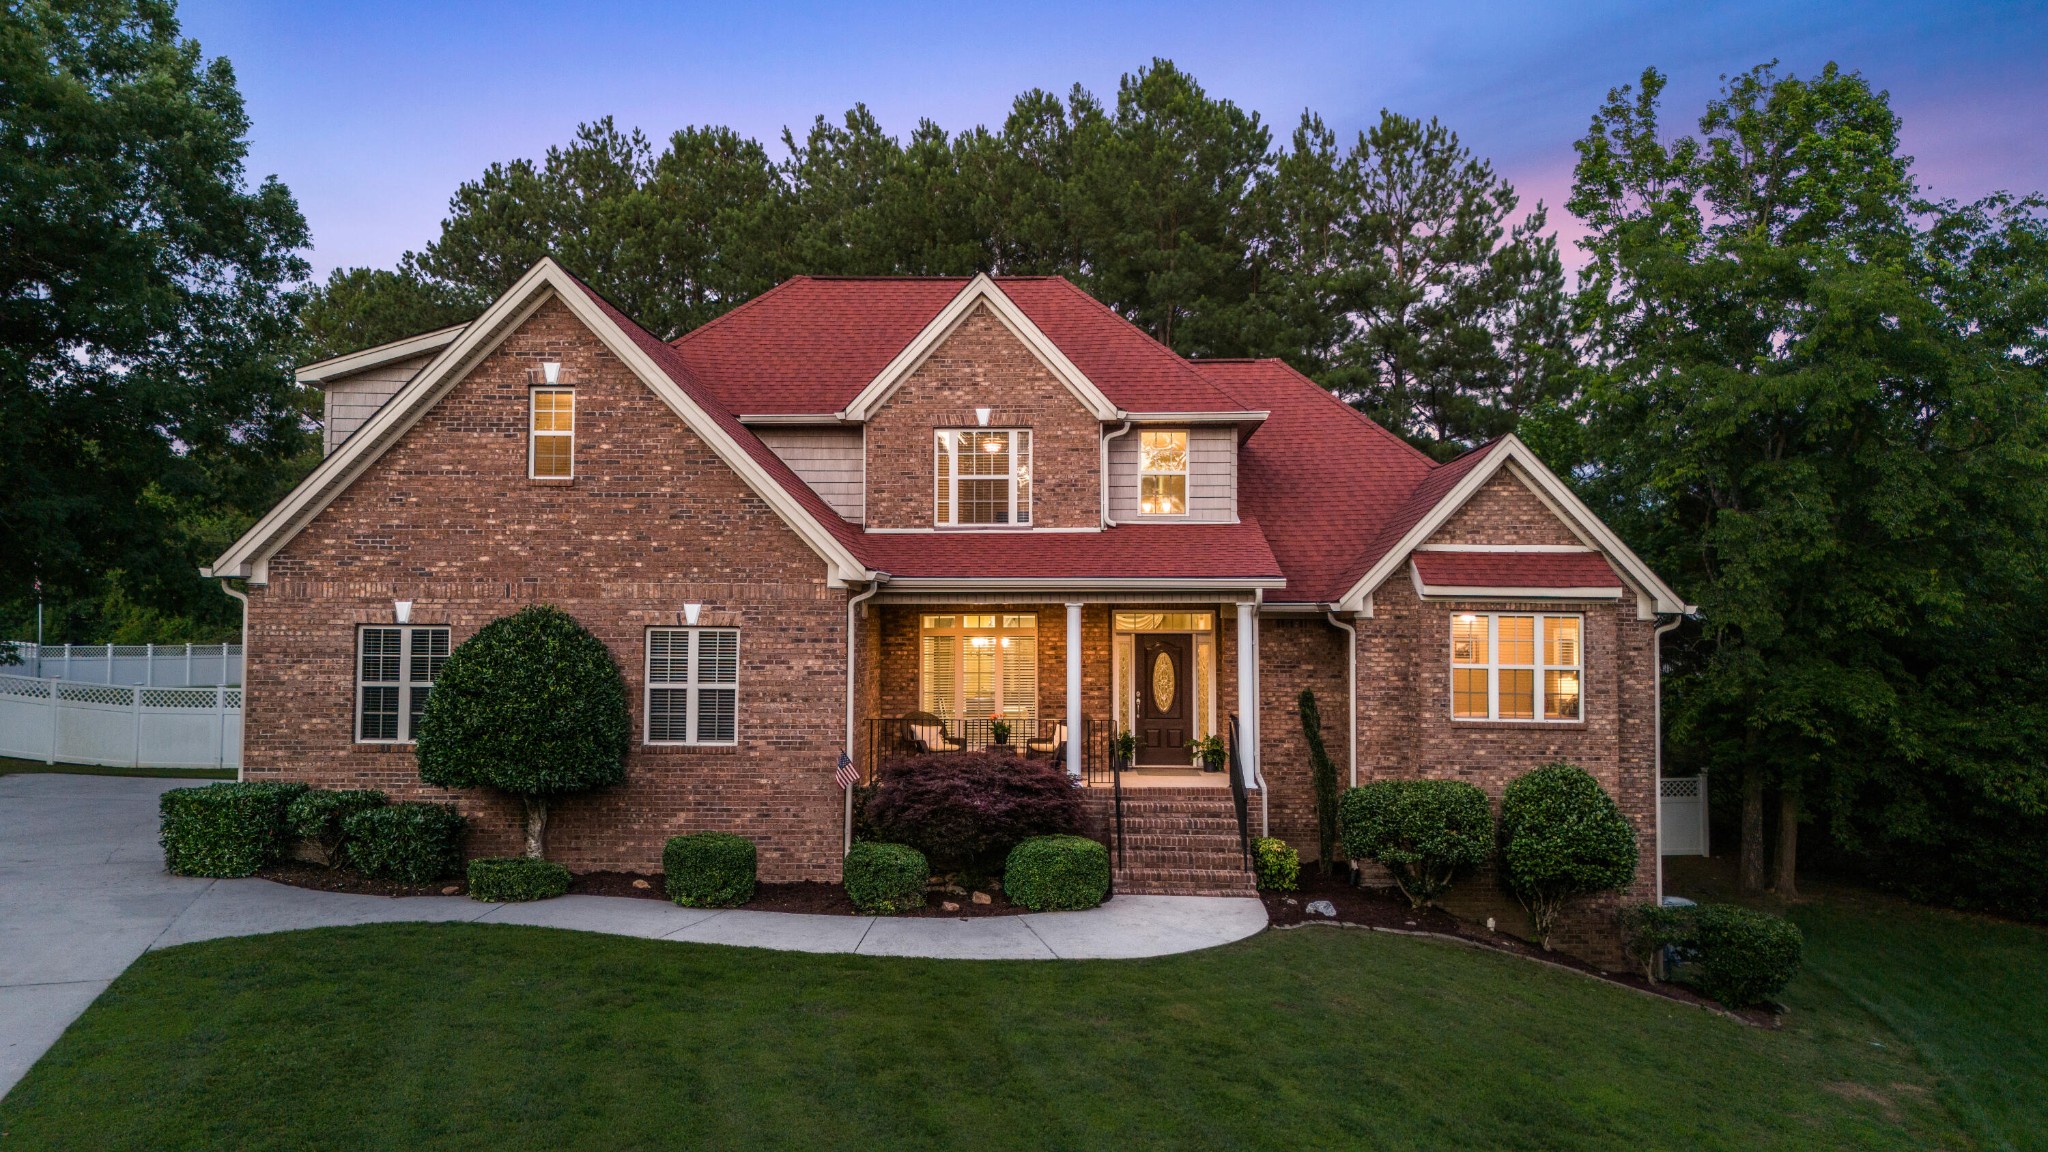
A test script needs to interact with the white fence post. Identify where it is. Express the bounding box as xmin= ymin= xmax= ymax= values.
xmin=131 ymin=684 xmax=143 ymax=768
xmin=46 ymin=681 xmax=58 ymax=765
xmin=216 ymin=685 xmax=228 ymax=770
